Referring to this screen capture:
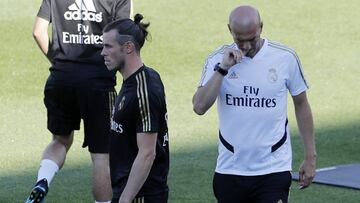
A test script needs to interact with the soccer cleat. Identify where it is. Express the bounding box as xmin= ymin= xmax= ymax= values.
xmin=25 ymin=178 xmax=48 ymax=203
